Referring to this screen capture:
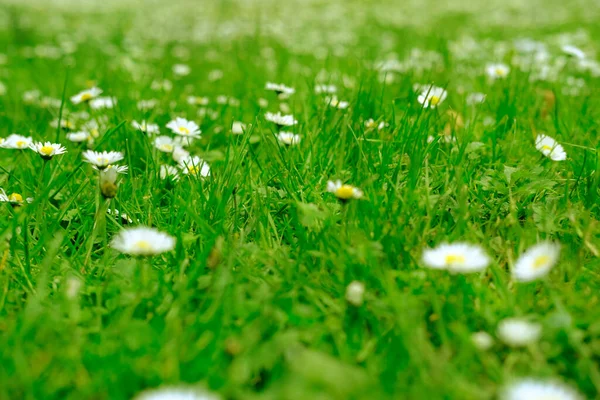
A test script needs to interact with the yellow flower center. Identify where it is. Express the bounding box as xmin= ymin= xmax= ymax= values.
xmin=495 ymin=68 xmax=505 ymax=76
xmin=134 ymin=240 xmax=152 ymax=250
xmin=533 ymin=255 xmax=550 ymax=269
xmin=445 ymin=254 xmax=465 ymax=265
xmin=161 ymin=144 xmax=173 ymax=152
xmin=335 ymin=185 xmax=356 ymax=200
xmin=80 ymin=93 xmax=93 ymax=102
xmin=97 ymin=157 xmax=108 ymax=165
xmin=541 ymin=145 xmax=553 ymax=152
xmin=430 ymin=95 xmax=440 ymax=106
xmin=179 ymin=126 xmax=190 ymax=134
xmin=16 ymin=140 xmax=26 ymax=148
xmin=9 ymin=193 xmax=23 ymax=203
xmin=40 ymin=145 xmax=54 ymax=156
xmin=187 ymin=165 xmax=199 ymax=175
